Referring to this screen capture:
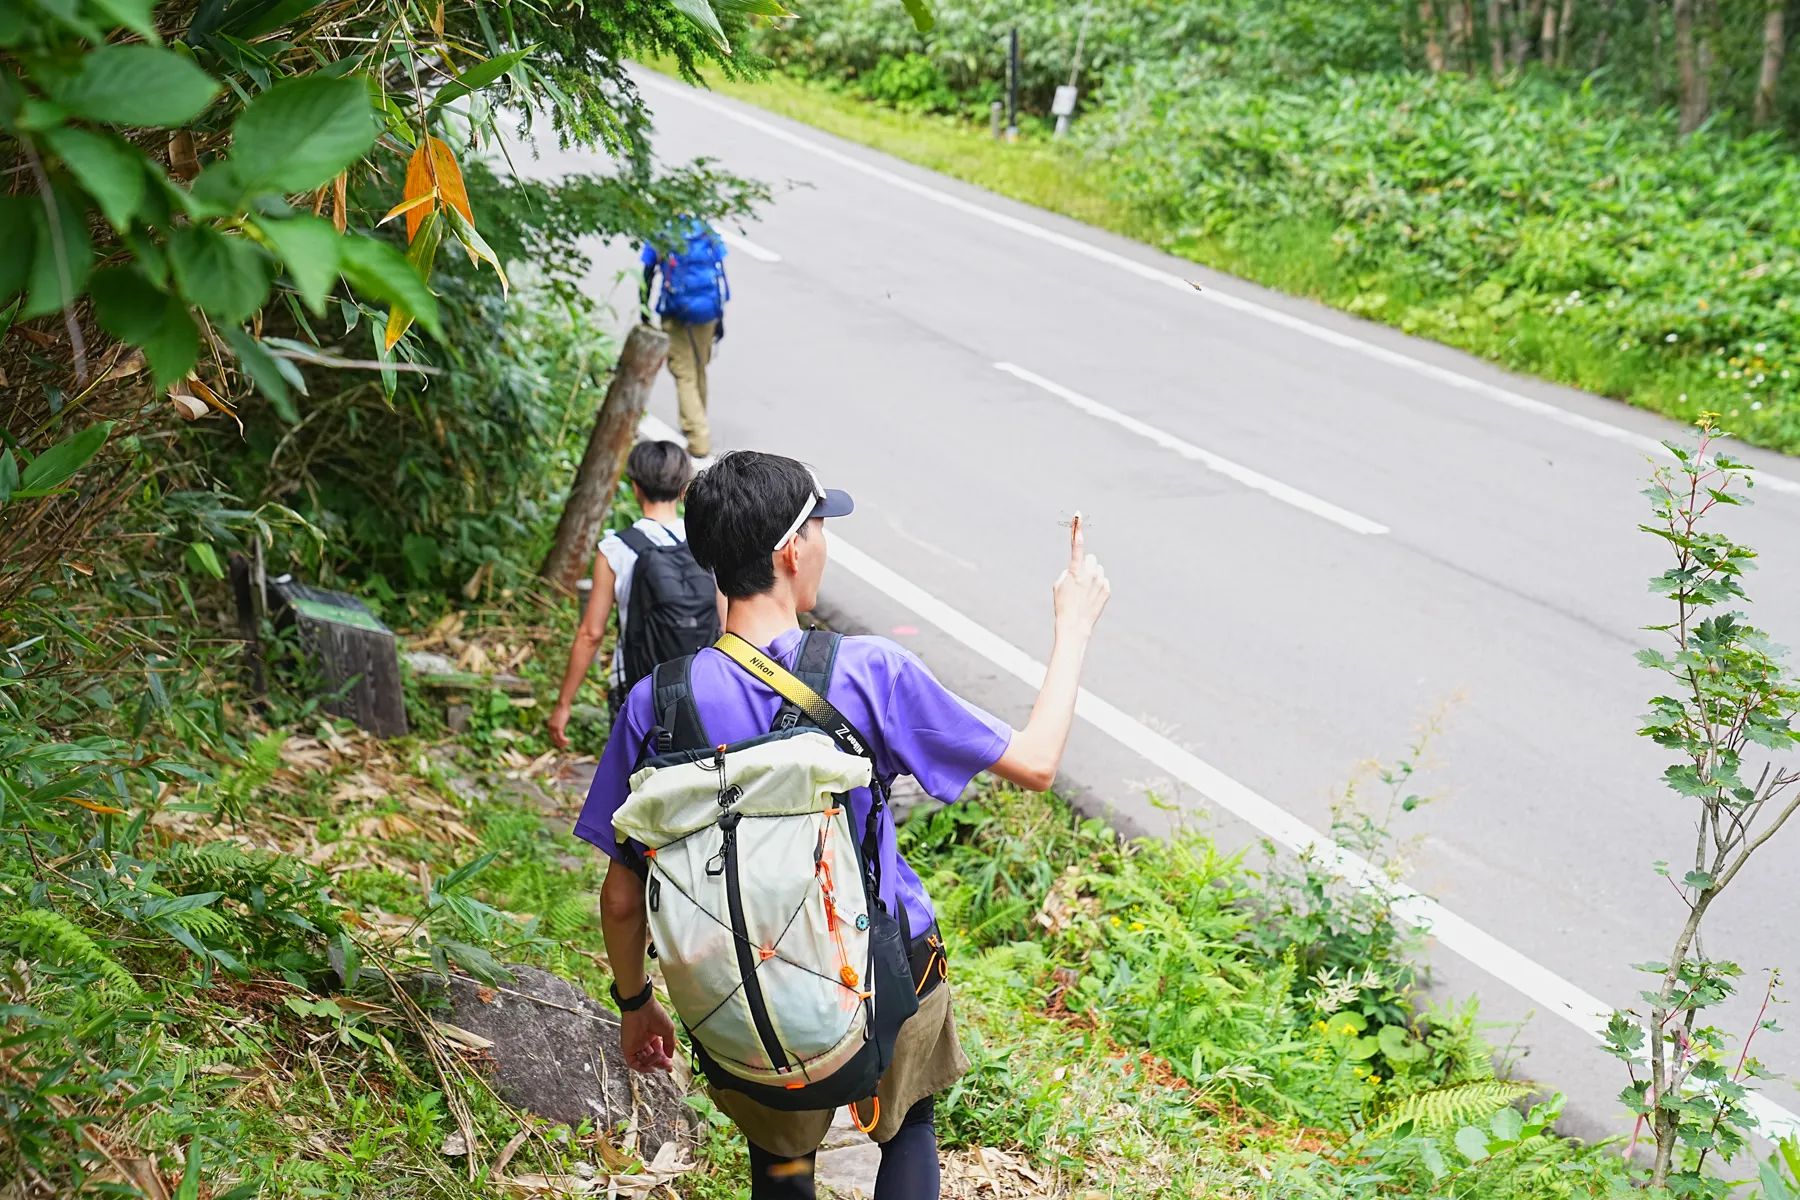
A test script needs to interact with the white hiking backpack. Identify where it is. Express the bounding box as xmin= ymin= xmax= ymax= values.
xmin=611 ymin=631 xmax=919 ymax=1111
